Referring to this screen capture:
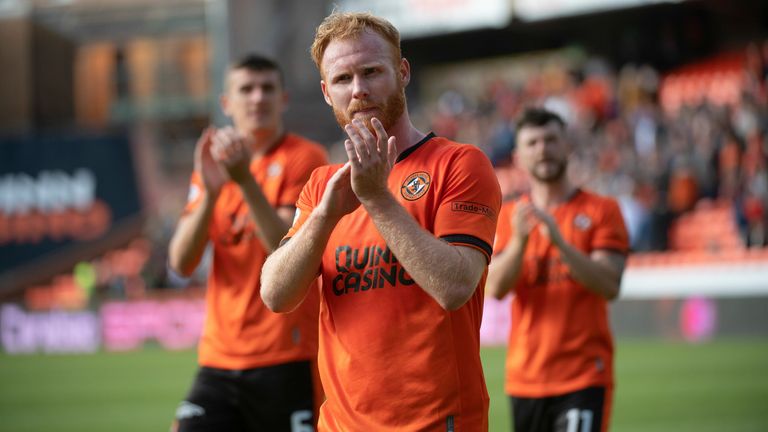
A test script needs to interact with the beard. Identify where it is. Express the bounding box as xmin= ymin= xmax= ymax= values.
xmin=332 ymin=84 xmax=406 ymax=133
xmin=531 ymin=159 xmax=568 ymax=183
